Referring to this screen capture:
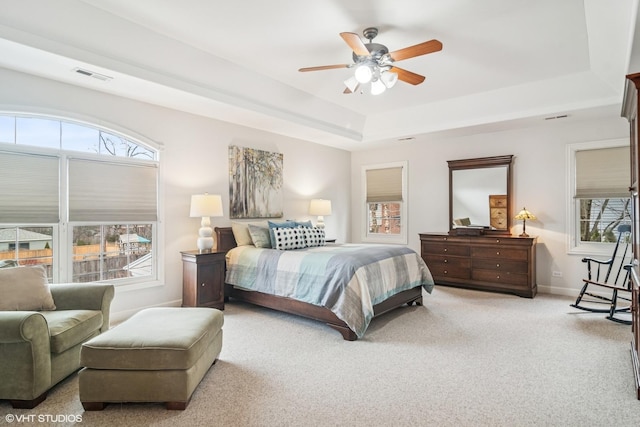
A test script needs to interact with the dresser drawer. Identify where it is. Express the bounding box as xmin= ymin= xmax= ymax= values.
xmin=422 ymin=242 xmax=470 ymax=256
xmin=472 ymin=258 xmax=528 ymax=273
xmin=428 ymin=263 xmax=471 ymax=280
xmin=424 ymin=254 xmax=471 ymax=269
xmin=471 ymin=246 xmax=528 ymax=261
xmin=472 ymin=269 xmax=529 ymax=286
